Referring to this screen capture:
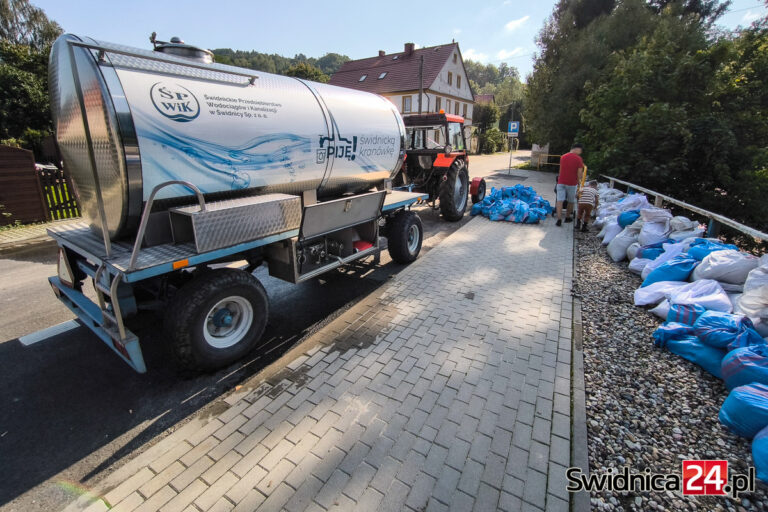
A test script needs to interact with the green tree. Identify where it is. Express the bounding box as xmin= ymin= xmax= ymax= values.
xmin=478 ymin=128 xmax=506 ymax=154
xmin=0 ymin=0 xmax=61 ymax=155
xmin=473 ymin=102 xmax=499 ymax=132
xmin=526 ymin=0 xmax=660 ymax=153
xmin=315 ymin=53 xmax=350 ymax=75
xmin=581 ymin=11 xmax=768 ymax=232
xmin=285 ymin=62 xmax=329 ymax=82
xmin=0 ymin=0 xmax=61 ymax=50
xmin=211 ymin=48 xmax=349 ymax=79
